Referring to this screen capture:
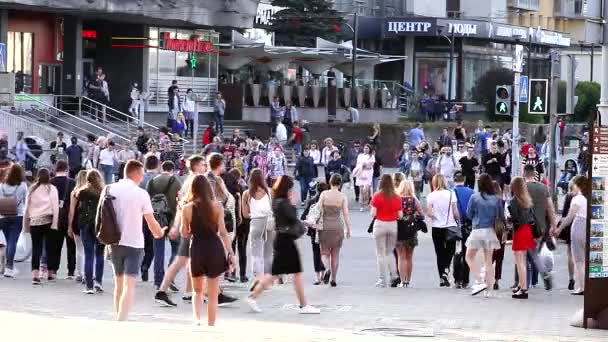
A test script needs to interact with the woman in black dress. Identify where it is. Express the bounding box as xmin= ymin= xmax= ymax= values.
xmin=181 ymin=175 xmax=235 ymax=326
xmin=246 ymin=176 xmax=320 ymax=314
